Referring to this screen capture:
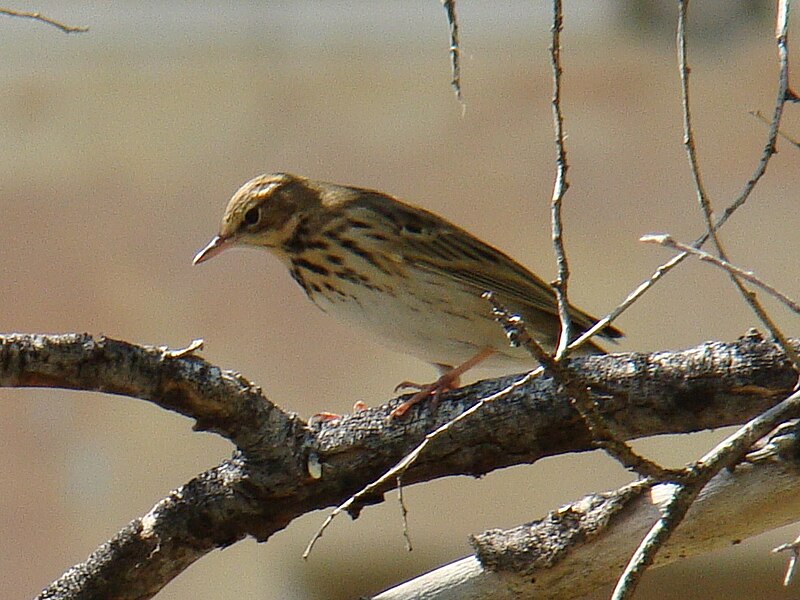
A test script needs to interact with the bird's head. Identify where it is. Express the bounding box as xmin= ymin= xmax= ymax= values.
xmin=193 ymin=172 xmax=322 ymax=264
